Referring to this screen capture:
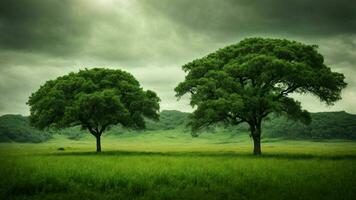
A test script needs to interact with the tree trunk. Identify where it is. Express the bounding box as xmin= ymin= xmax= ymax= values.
xmin=250 ymin=120 xmax=262 ymax=155
xmin=88 ymin=127 xmax=105 ymax=153
xmin=252 ymin=134 xmax=261 ymax=155
xmin=96 ymin=135 xmax=101 ymax=153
